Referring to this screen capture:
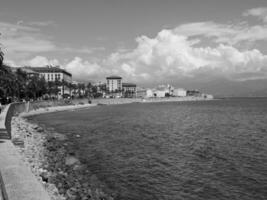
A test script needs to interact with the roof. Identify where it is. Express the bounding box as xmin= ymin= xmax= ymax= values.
xmin=122 ymin=83 xmax=137 ymax=87
xmin=106 ymin=75 xmax=122 ymax=79
xmin=24 ymin=66 xmax=72 ymax=77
